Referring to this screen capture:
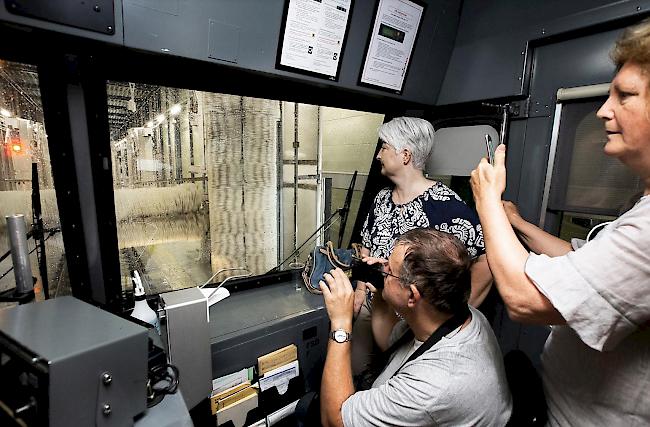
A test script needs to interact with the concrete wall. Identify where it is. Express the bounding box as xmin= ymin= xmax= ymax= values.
xmin=321 ymin=108 xmax=384 ymax=246
xmin=281 ymin=102 xmax=318 ymax=263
